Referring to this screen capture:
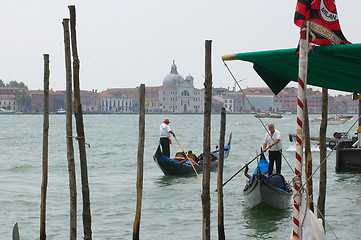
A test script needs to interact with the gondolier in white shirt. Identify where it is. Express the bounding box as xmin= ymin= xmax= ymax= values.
xmin=262 ymin=123 xmax=282 ymax=176
xmin=160 ymin=119 xmax=175 ymax=157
